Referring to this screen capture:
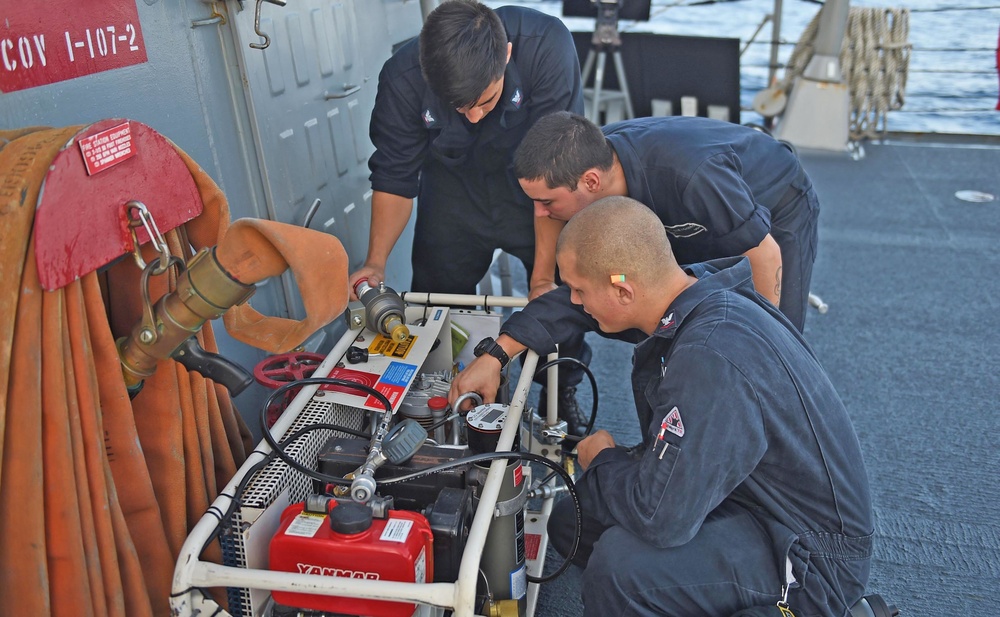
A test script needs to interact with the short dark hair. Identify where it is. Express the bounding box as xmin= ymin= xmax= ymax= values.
xmin=514 ymin=112 xmax=615 ymax=190
xmin=419 ymin=0 xmax=508 ymax=110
